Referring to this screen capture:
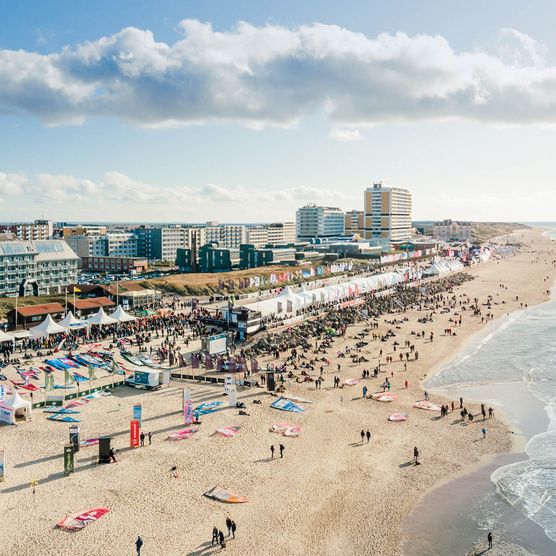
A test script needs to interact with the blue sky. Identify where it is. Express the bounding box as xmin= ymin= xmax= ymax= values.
xmin=1 ymin=0 xmax=556 ymax=223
